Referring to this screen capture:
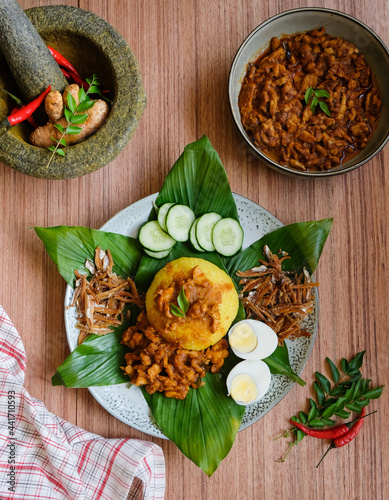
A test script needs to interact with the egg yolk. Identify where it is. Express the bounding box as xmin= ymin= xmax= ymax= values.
xmin=230 ymin=373 xmax=258 ymax=403
xmin=229 ymin=323 xmax=257 ymax=353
